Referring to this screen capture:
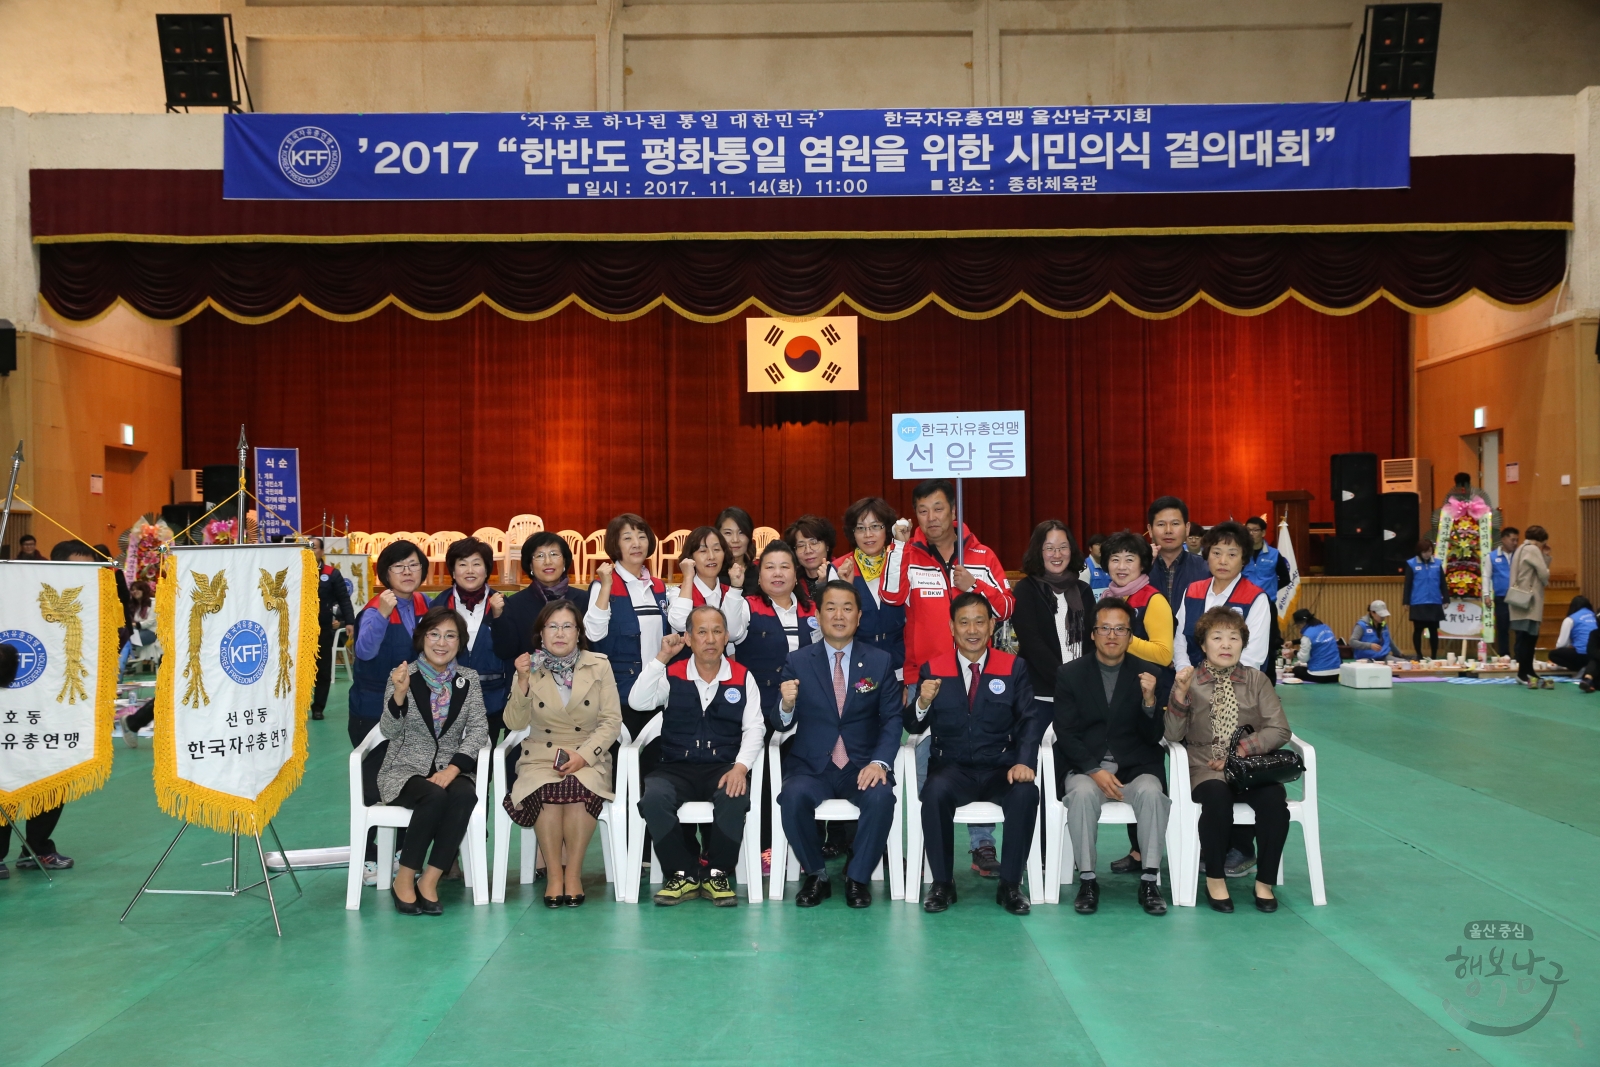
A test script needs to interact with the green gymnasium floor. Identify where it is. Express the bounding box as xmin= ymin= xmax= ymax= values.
xmin=5 ymin=678 xmax=1596 ymax=1067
